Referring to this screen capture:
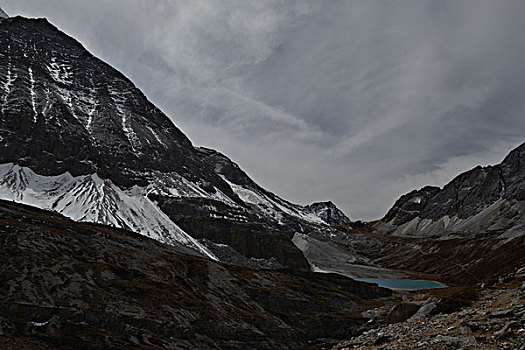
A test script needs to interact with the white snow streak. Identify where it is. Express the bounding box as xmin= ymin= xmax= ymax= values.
xmin=85 ymin=81 xmax=97 ymax=130
xmin=47 ymin=57 xmax=71 ymax=84
xmin=146 ymin=125 xmax=165 ymax=147
xmin=2 ymin=51 xmax=16 ymax=113
xmin=109 ymin=87 xmax=140 ymax=152
xmin=28 ymin=67 xmax=37 ymax=122
xmin=42 ymin=84 xmax=52 ymax=118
